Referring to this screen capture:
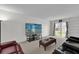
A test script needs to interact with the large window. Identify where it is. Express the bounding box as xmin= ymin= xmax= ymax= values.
xmin=55 ymin=20 xmax=67 ymax=38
